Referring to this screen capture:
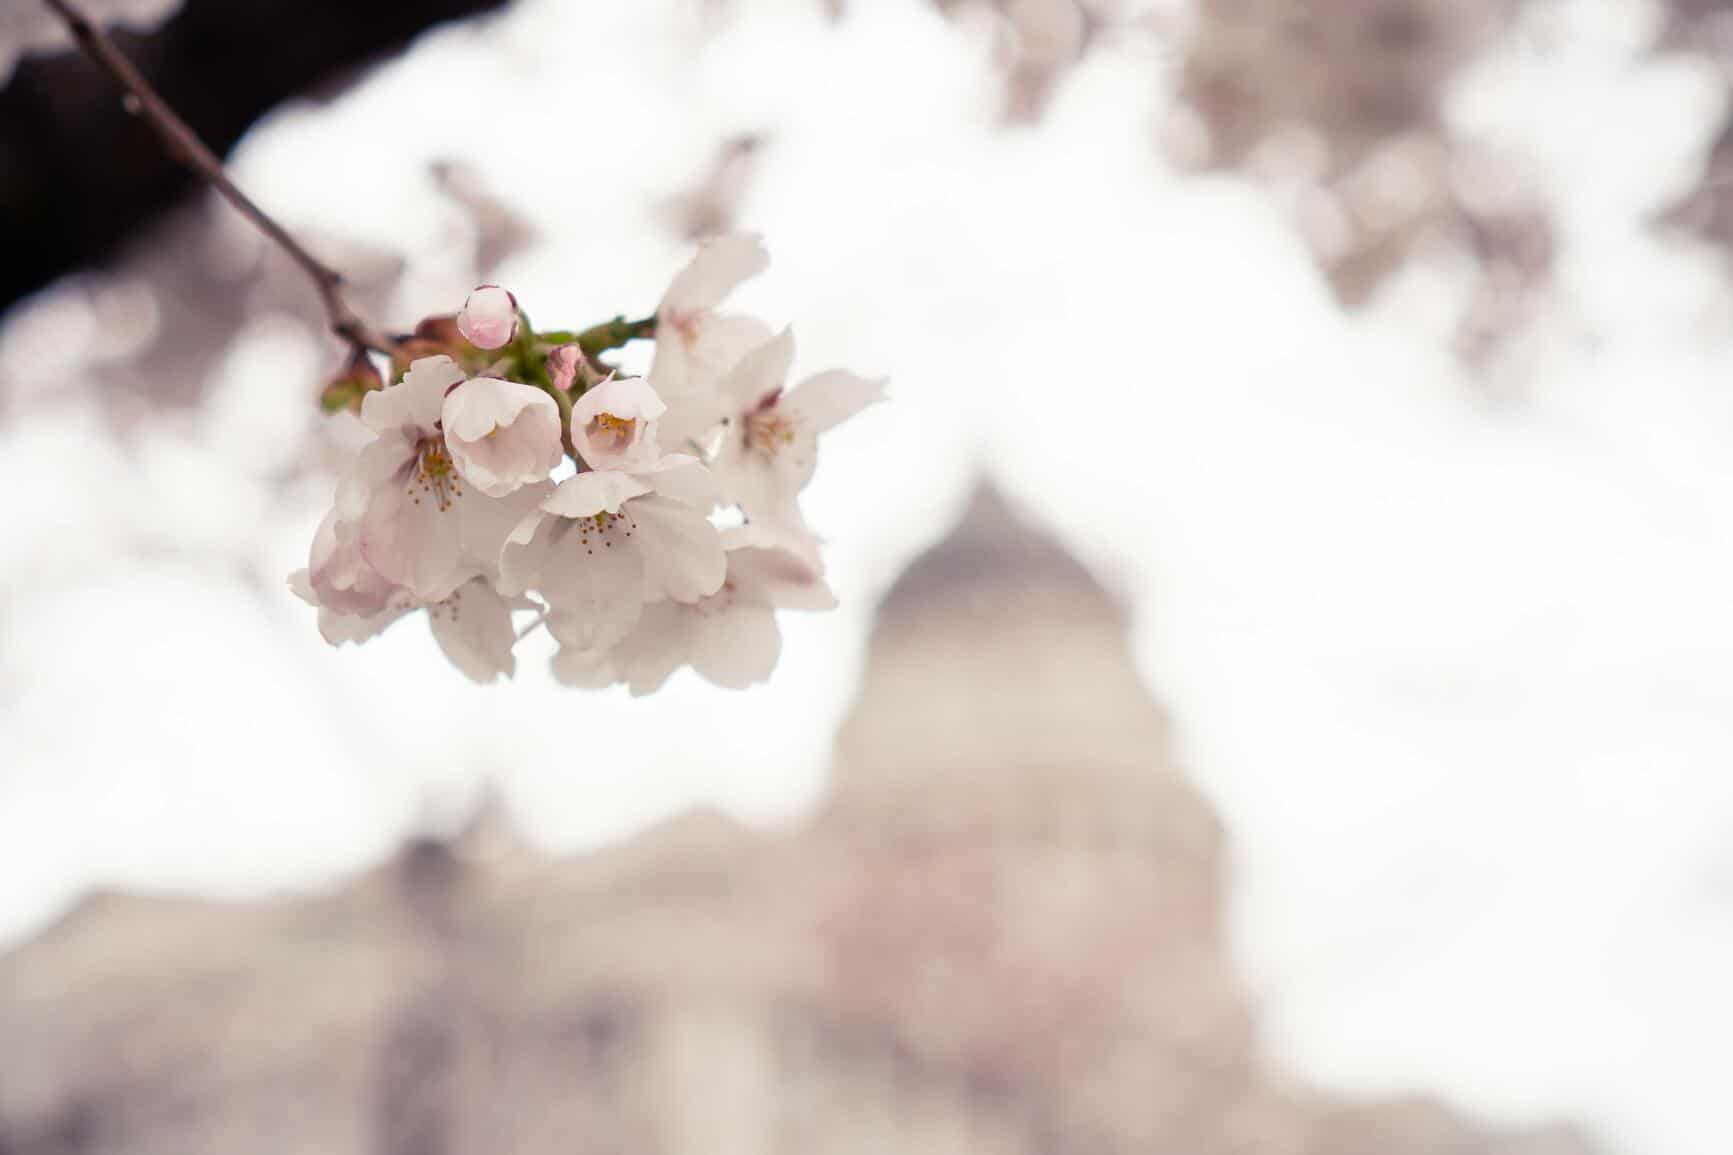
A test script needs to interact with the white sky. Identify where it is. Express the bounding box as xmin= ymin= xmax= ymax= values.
xmin=4 ymin=1 xmax=1733 ymax=1153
